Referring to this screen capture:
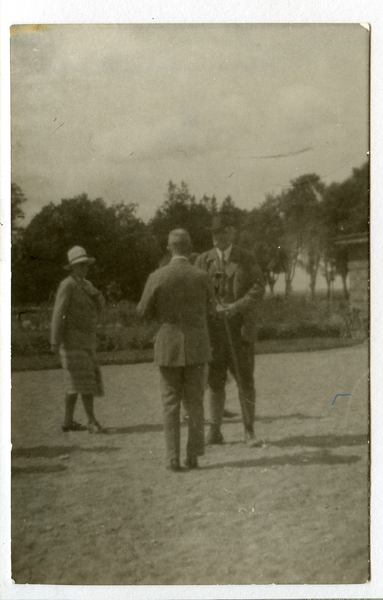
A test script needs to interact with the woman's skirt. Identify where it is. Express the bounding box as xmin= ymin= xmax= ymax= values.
xmin=59 ymin=348 xmax=104 ymax=396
